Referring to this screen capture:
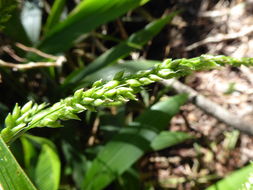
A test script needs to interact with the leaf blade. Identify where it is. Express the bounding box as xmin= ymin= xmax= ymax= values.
xmin=0 ymin=135 xmax=37 ymax=190
xmin=206 ymin=164 xmax=253 ymax=190
xmin=34 ymin=144 xmax=61 ymax=190
xmin=36 ymin=0 xmax=150 ymax=54
xmin=82 ymin=94 xmax=188 ymax=190
xmin=21 ymin=135 xmax=61 ymax=190
xmin=43 ymin=0 xmax=66 ymax=33
xmin=62 ymin=13 xmax=176 ymax=88
xmin=151 ymin=131 xmax=193 ymax=151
